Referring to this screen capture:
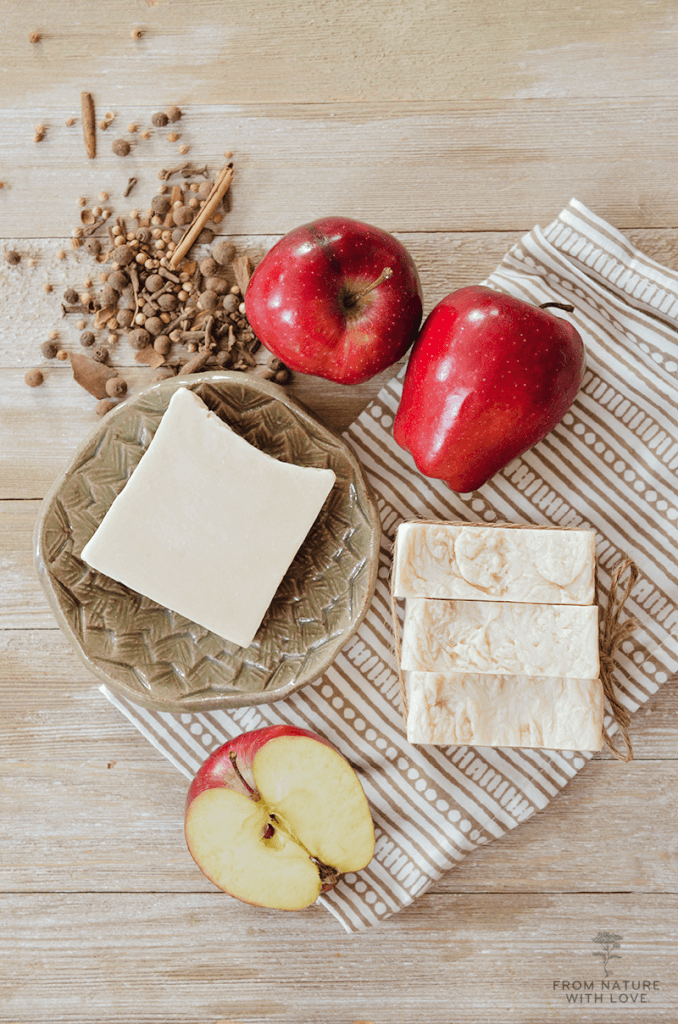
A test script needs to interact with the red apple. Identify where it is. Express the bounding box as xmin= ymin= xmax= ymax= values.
xmin=244 ymin=216 xmax=423 ymax=384
xmin=393 ymin=286 xmax=586 ymax=492
xmin=184 ymin=725 xmax=375 ymax=911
